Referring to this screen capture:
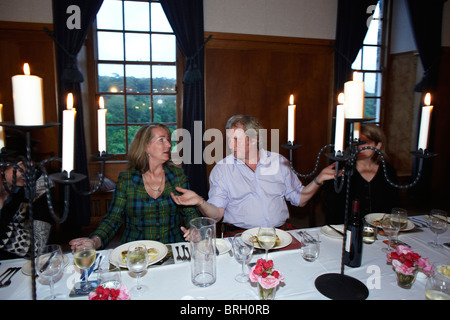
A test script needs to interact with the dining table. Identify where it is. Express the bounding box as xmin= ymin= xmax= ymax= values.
xmin=0 ymin=215 xmax=448 ymax=301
